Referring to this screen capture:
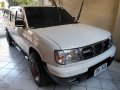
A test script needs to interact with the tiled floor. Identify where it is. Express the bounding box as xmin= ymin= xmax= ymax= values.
xmin=0 ymin=12 xmax=5 ymax=37
xmin=0 ymin=37 xmax=120 ymax=90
